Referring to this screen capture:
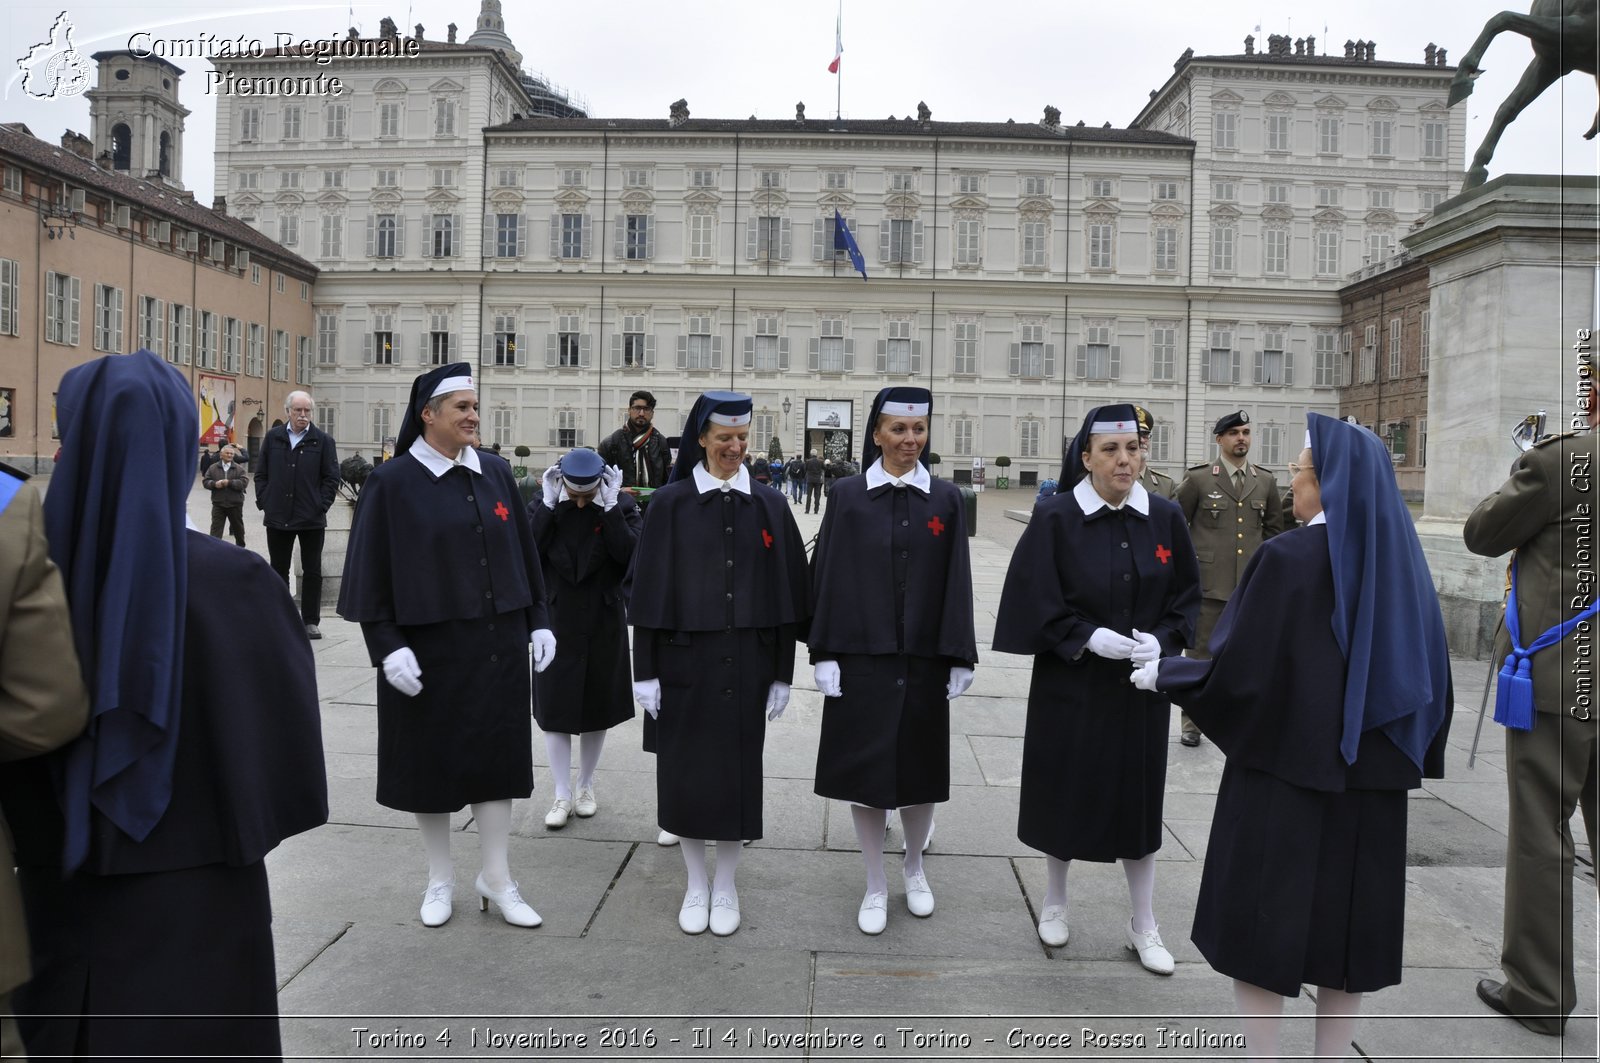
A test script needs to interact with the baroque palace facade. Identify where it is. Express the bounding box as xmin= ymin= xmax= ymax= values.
xmin=212 ymin=10 xmax=1463 ymax=482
